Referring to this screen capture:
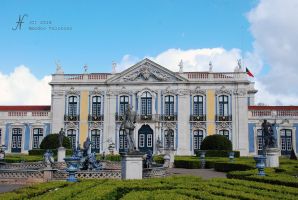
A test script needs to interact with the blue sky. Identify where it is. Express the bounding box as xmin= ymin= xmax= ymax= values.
xmin=1 ymin=0 xmax=298 ymax=106
xmin=0 ymin=0 xmax=257 ymax=78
